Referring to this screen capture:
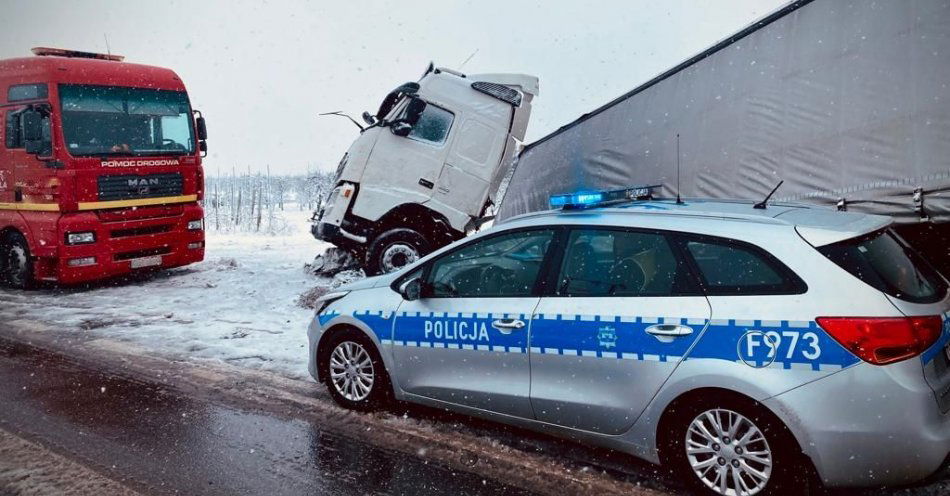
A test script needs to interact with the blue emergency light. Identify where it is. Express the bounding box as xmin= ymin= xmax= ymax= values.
xmin=549 ymin=185 xmax=661 ymax=209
